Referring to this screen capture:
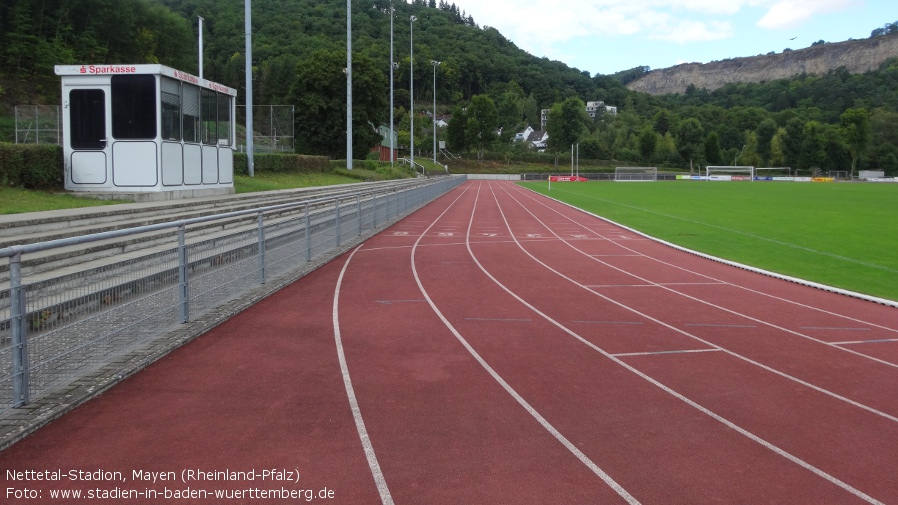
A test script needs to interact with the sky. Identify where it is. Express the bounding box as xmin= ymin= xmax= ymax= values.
xmin=446 ymin=0 xmax=898 ymax=76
